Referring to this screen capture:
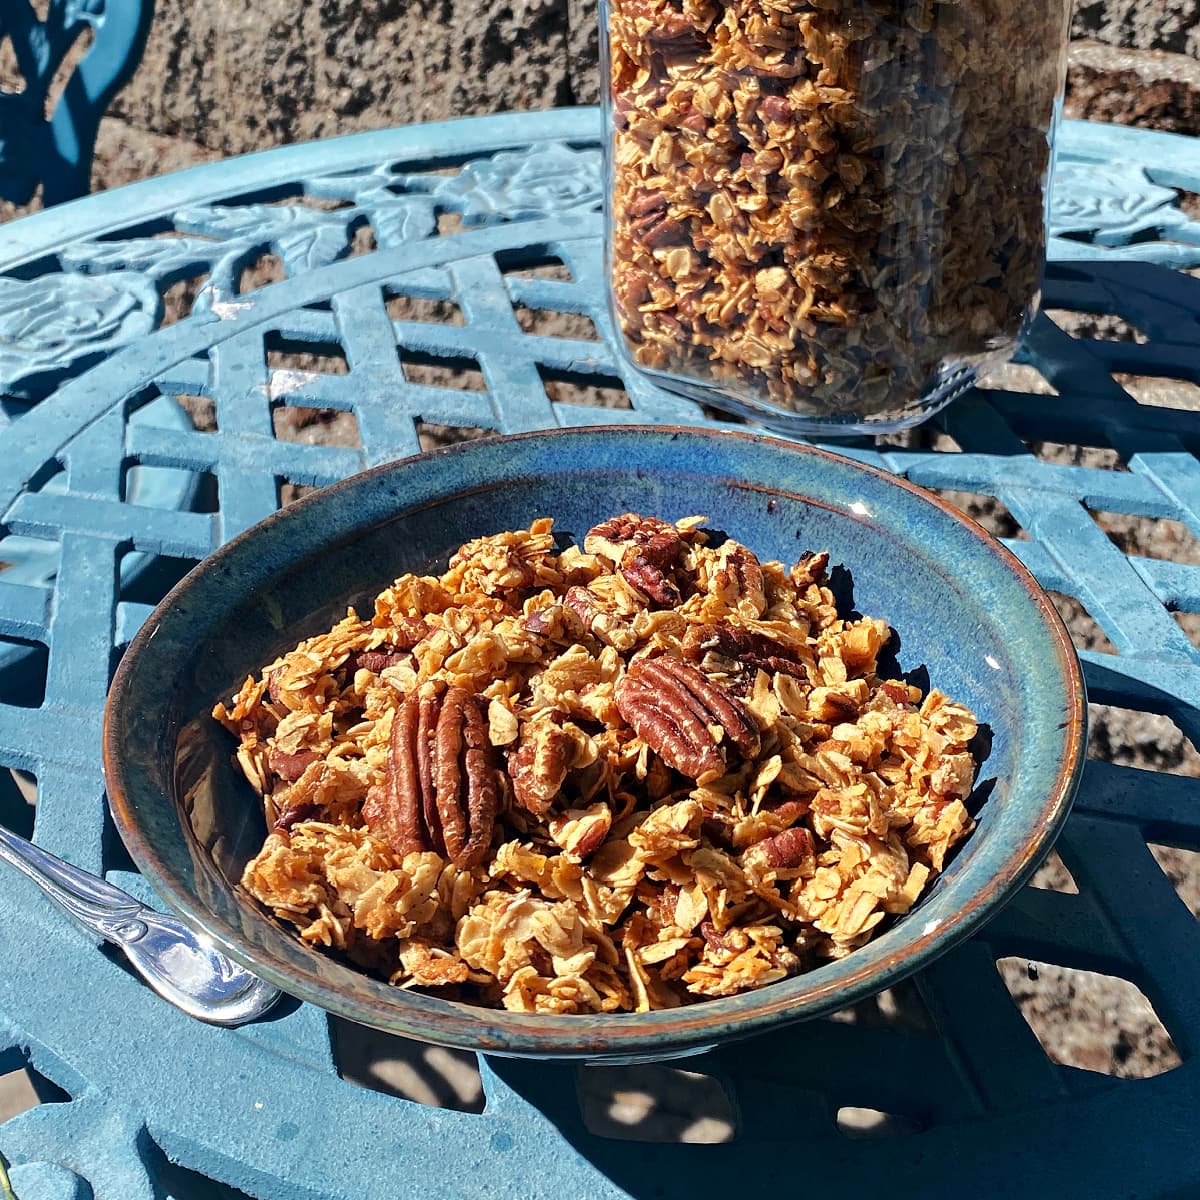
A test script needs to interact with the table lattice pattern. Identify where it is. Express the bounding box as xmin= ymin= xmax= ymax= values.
xmin=0 ymin=110 xmax=1196 ymax=1198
